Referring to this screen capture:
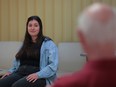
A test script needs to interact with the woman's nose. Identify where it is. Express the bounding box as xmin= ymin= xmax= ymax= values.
xmin=31 ymin=26 xmax=35 ymax=30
